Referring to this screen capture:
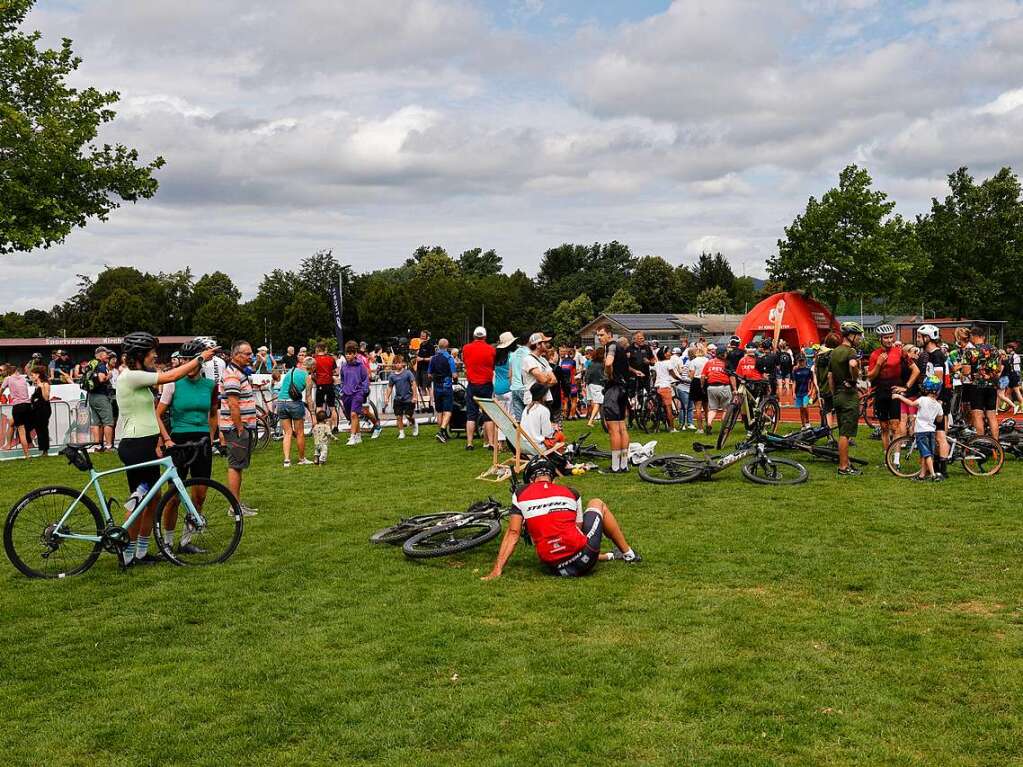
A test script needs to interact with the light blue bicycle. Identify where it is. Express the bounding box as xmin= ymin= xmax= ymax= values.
xmin=4 ymin=440 xmax=243 ymax=578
